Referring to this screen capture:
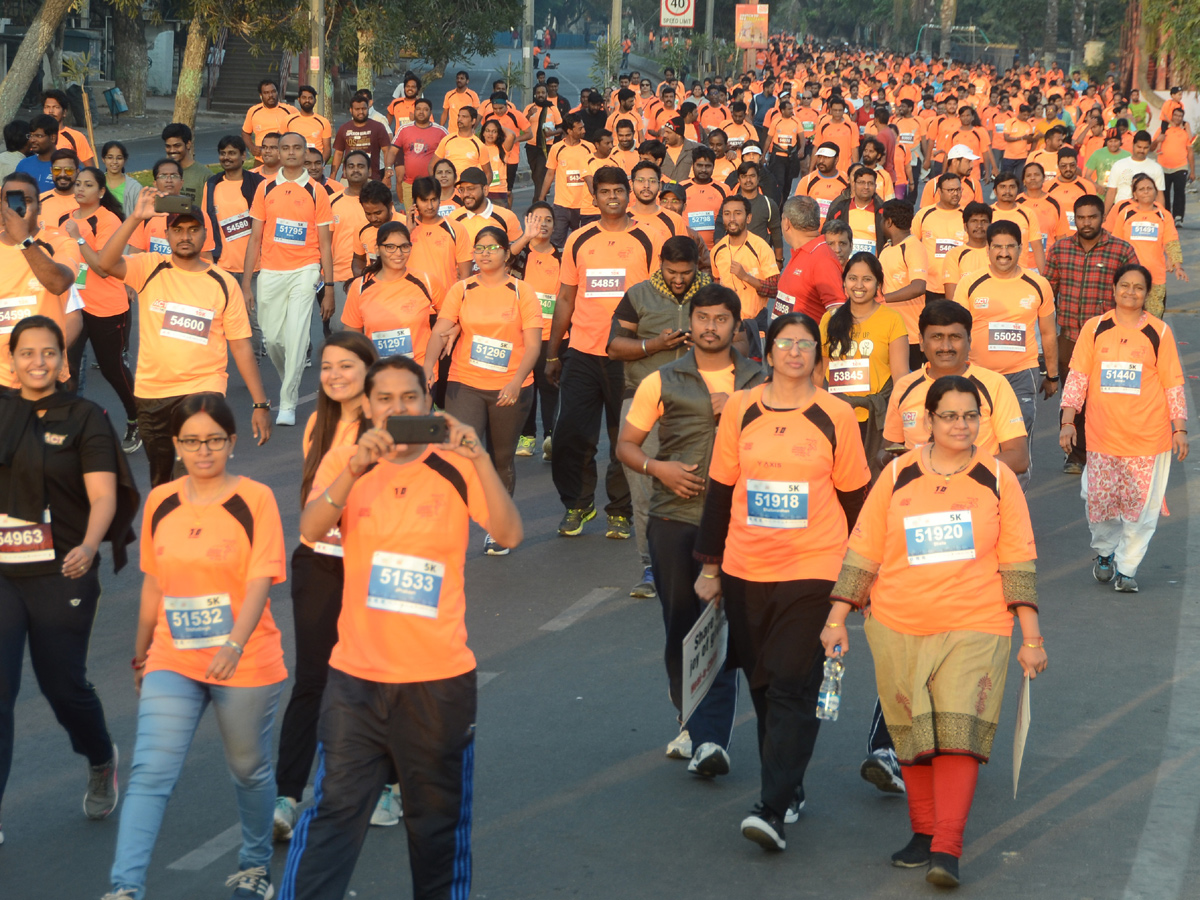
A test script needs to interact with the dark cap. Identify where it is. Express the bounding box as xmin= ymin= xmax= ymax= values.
xmin=659 ymin=183 xmax=686 ymax=203
xmin=456 ymin=167 xmax=489 ymax=186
